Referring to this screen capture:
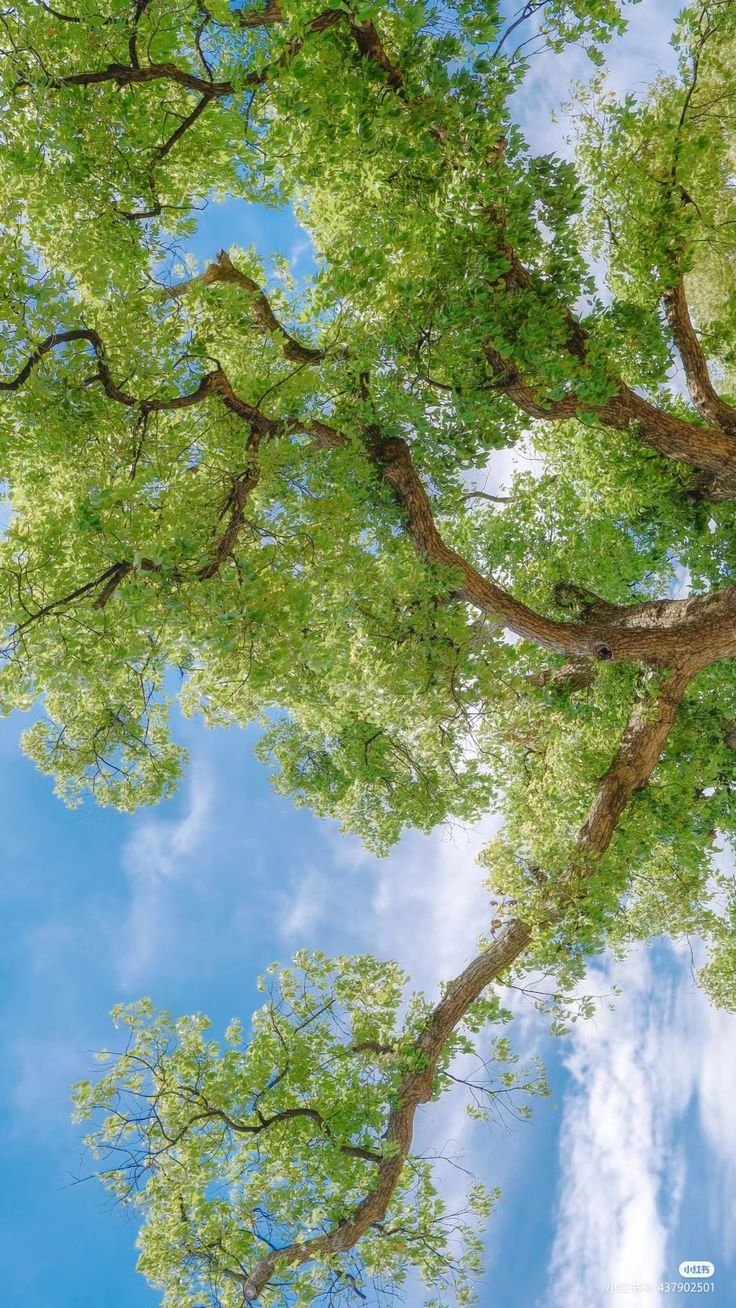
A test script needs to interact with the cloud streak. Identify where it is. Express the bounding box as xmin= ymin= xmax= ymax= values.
xmin=117 ymin=768 xmax=213 ymax=987
xmin=546 ymin=938 xmax=736 ymax=1306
